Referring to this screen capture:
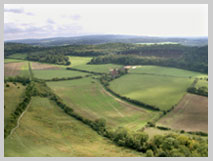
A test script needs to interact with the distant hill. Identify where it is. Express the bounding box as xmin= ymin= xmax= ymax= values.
xmin=5 ymin=35 xmax=208 ymax=47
